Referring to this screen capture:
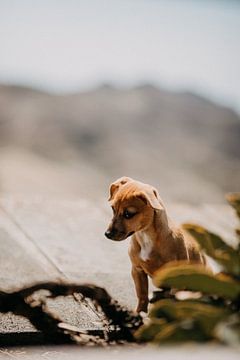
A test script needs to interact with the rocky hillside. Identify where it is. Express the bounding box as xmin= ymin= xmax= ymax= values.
xmin=0 ymin=84 xmax=239 ymax=203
